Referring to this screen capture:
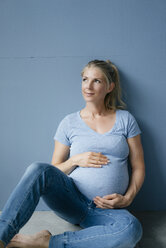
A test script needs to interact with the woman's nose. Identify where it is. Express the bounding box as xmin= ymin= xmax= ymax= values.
xmin=86 ymin=80 xmax=93 ymax=89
